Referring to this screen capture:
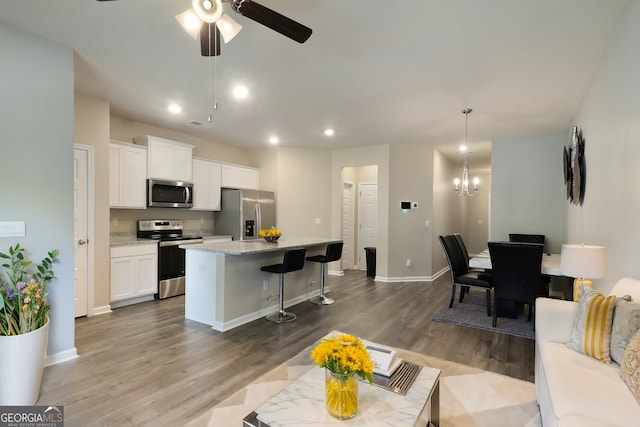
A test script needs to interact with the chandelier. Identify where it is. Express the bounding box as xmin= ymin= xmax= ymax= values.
xmin=453 ymin=108 xmax=479 ymax=197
